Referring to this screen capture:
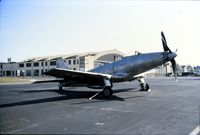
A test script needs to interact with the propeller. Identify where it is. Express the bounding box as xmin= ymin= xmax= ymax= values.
xmin=171 ymin=59 xmax=177 ymax=80
xmin=161 ymin=31 xmax=177 ymax=80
